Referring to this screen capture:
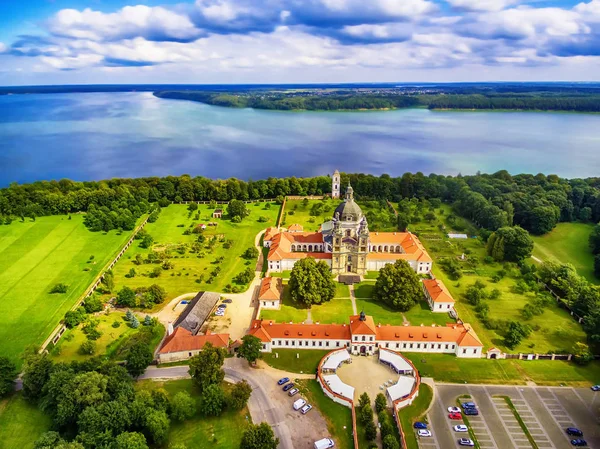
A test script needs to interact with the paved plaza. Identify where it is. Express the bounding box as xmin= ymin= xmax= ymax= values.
xmin=336 ymin=355 xmax=399 ymax=402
